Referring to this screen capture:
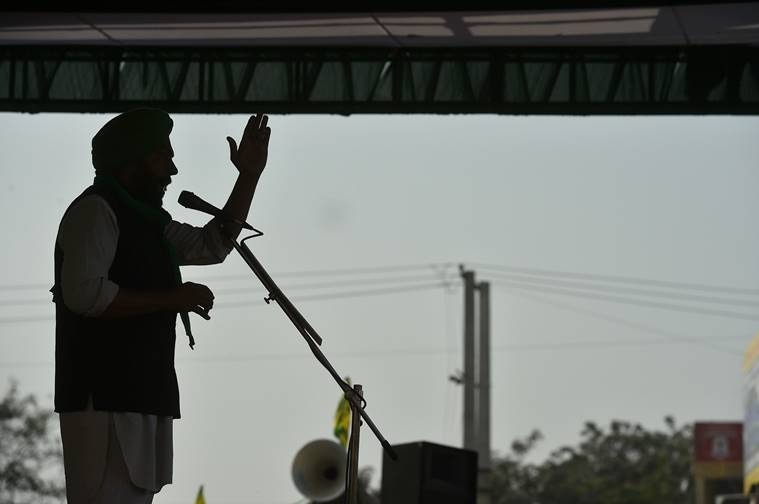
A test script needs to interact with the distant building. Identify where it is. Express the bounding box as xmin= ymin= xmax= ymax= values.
xmin=693 ymin=422 xmax=743 ymax=504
